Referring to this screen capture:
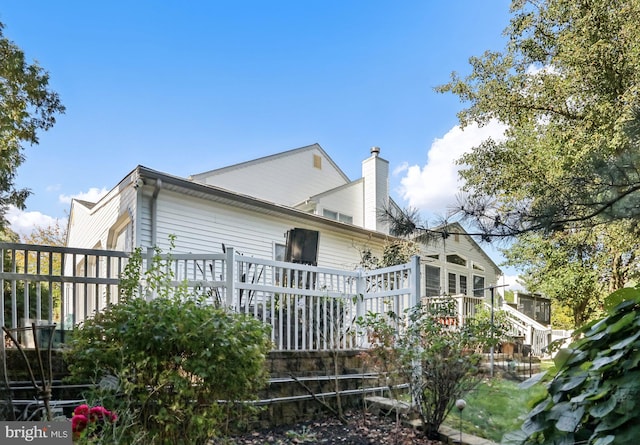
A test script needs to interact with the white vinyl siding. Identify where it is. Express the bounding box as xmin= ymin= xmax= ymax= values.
xmin=194 ymin=147 xmax=348 ymax=207
xmin=145 ymin=190 xmax=384 ymax=270
xmin=315 ymin=181 xmax=363 ymax=227
xmin=66 ymin=177 xmax=137 ymax=253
